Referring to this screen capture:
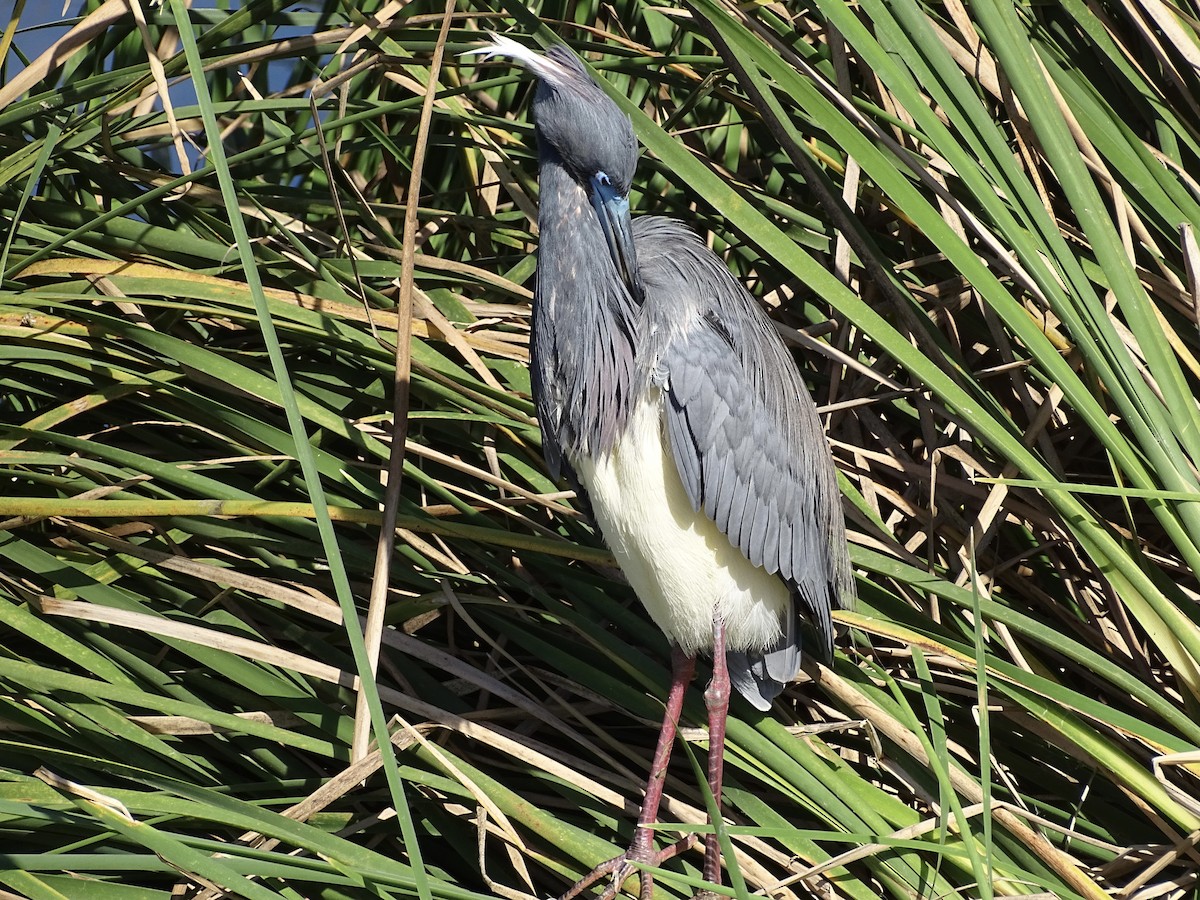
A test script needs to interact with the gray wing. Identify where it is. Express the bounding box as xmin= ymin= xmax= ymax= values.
xmin=640 ymin=222 xmax=852 ymax=706
xmin=661 ymin=311 xmax=850 ymax=700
